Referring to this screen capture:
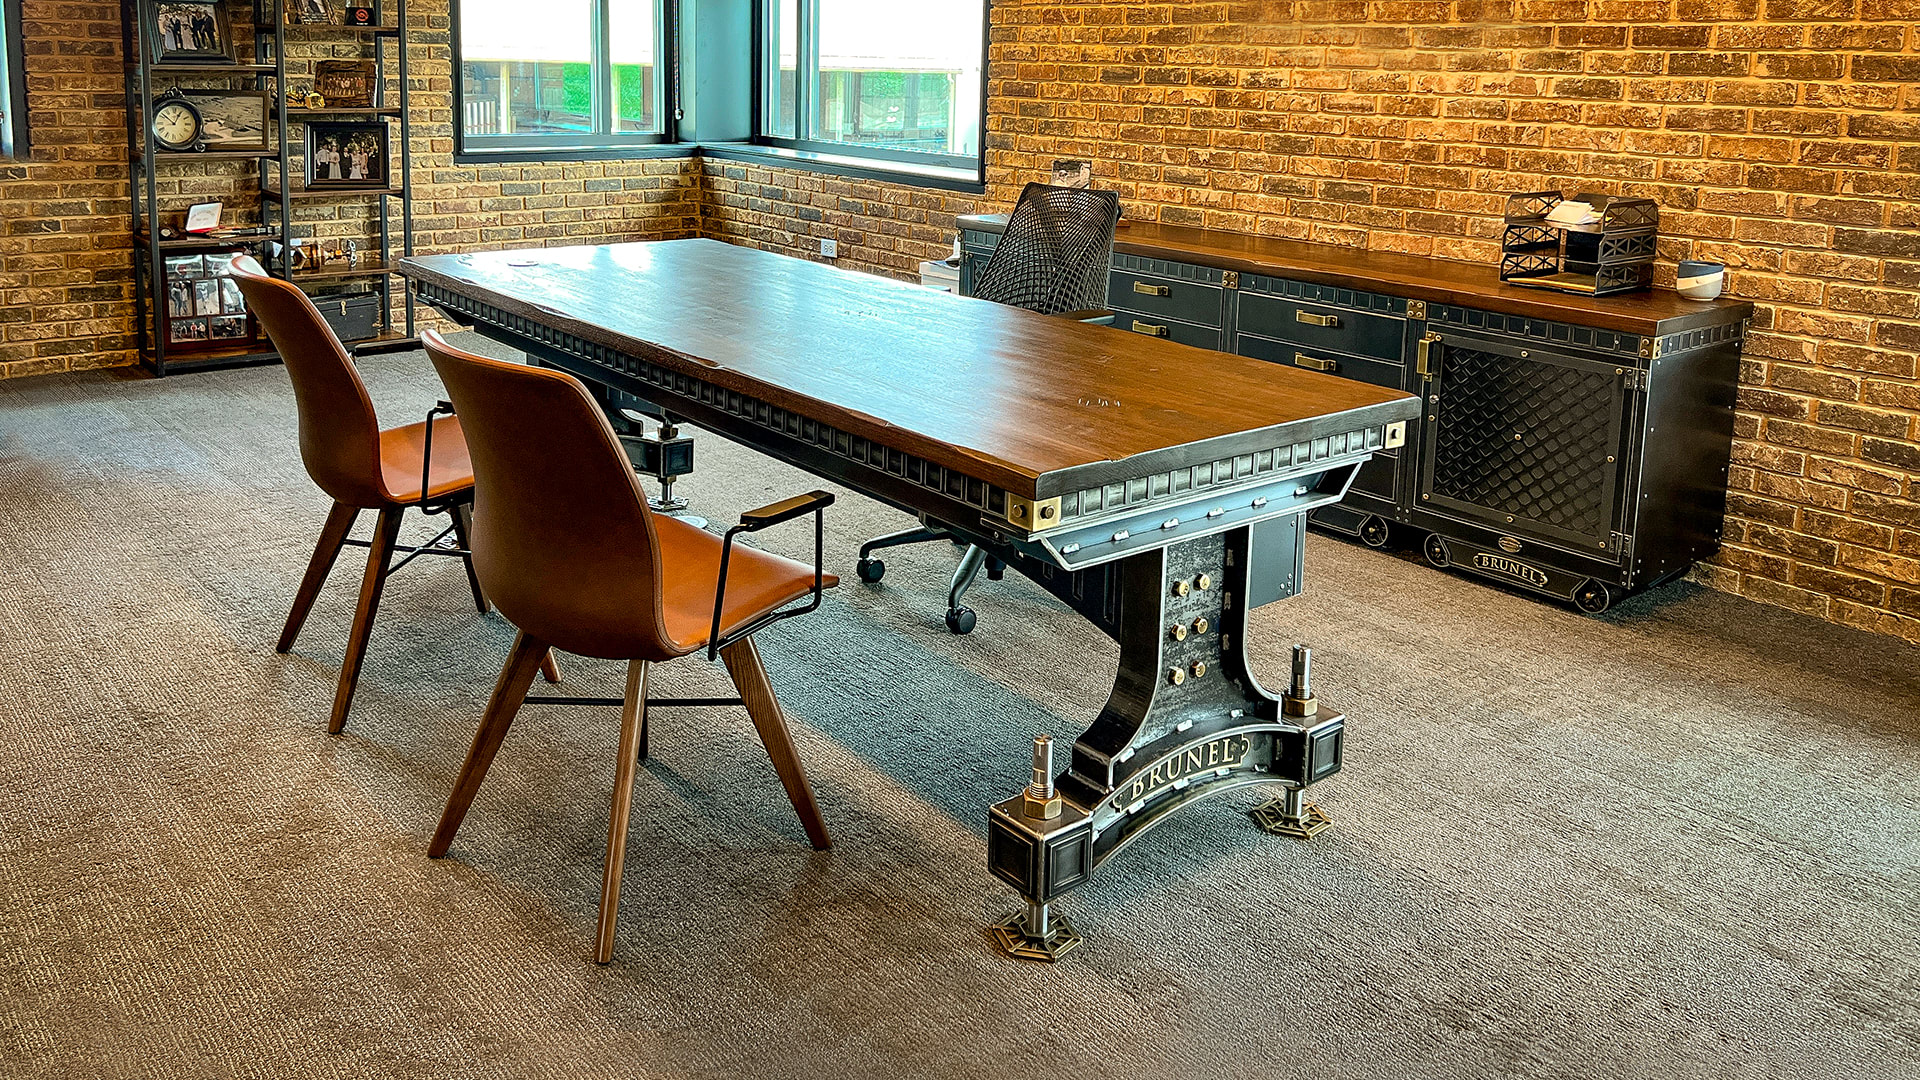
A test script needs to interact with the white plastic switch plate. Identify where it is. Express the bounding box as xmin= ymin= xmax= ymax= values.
xmin=819 ymin=238 xmax=838 ymax=258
